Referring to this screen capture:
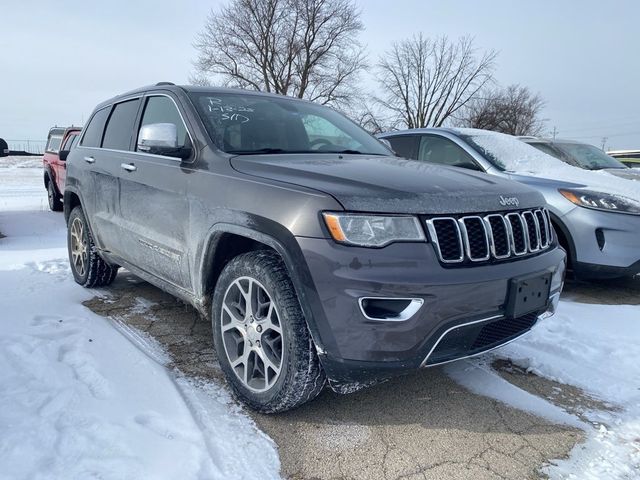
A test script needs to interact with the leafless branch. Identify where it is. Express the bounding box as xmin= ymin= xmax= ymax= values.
xmin=192 ymin=0 xmax=366 ymax=108
xmin=375 ymin=34 xmax=497 ymax=128
xmin=455 ymin=84 xmax=546 ymax=136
